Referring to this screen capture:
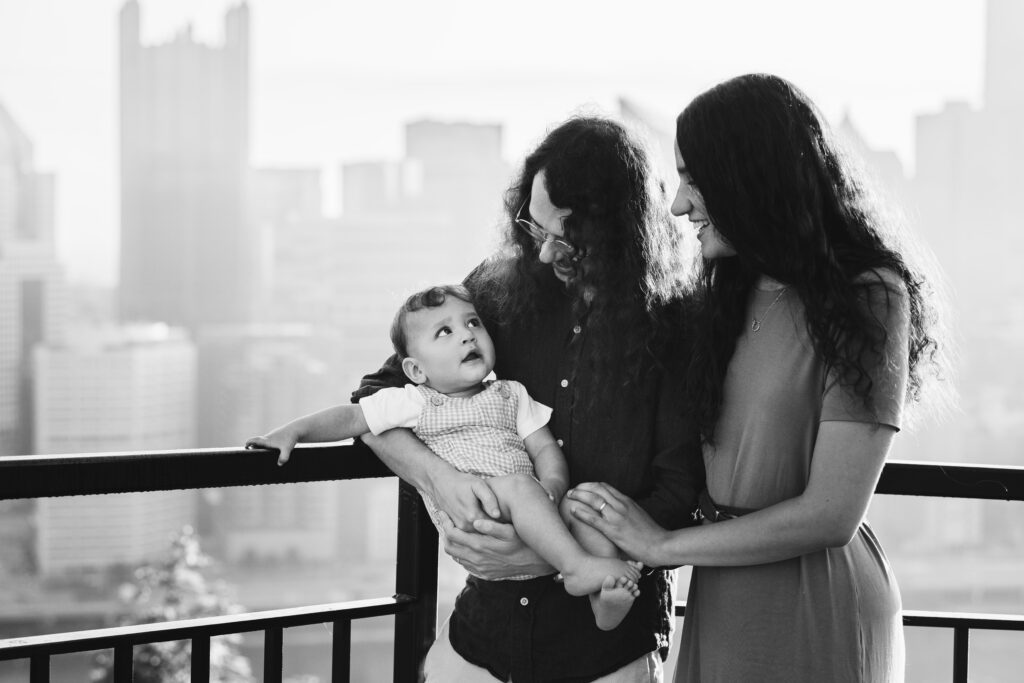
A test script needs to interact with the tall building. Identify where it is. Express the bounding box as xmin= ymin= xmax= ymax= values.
xmin=329 ymin=120 xmax=511 ymax=388
xmin=912 ymin=0 xmax=1024 ymax=344
xmin=903 ymin=0 xmax=1024 ymax=507
xmin=0 ymin=102 xmax=66 ymax=457
xmin=32 ymin=324 xmax=197 ymax=574
xmin=118 ymin=1 xmax=253 ymax=331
